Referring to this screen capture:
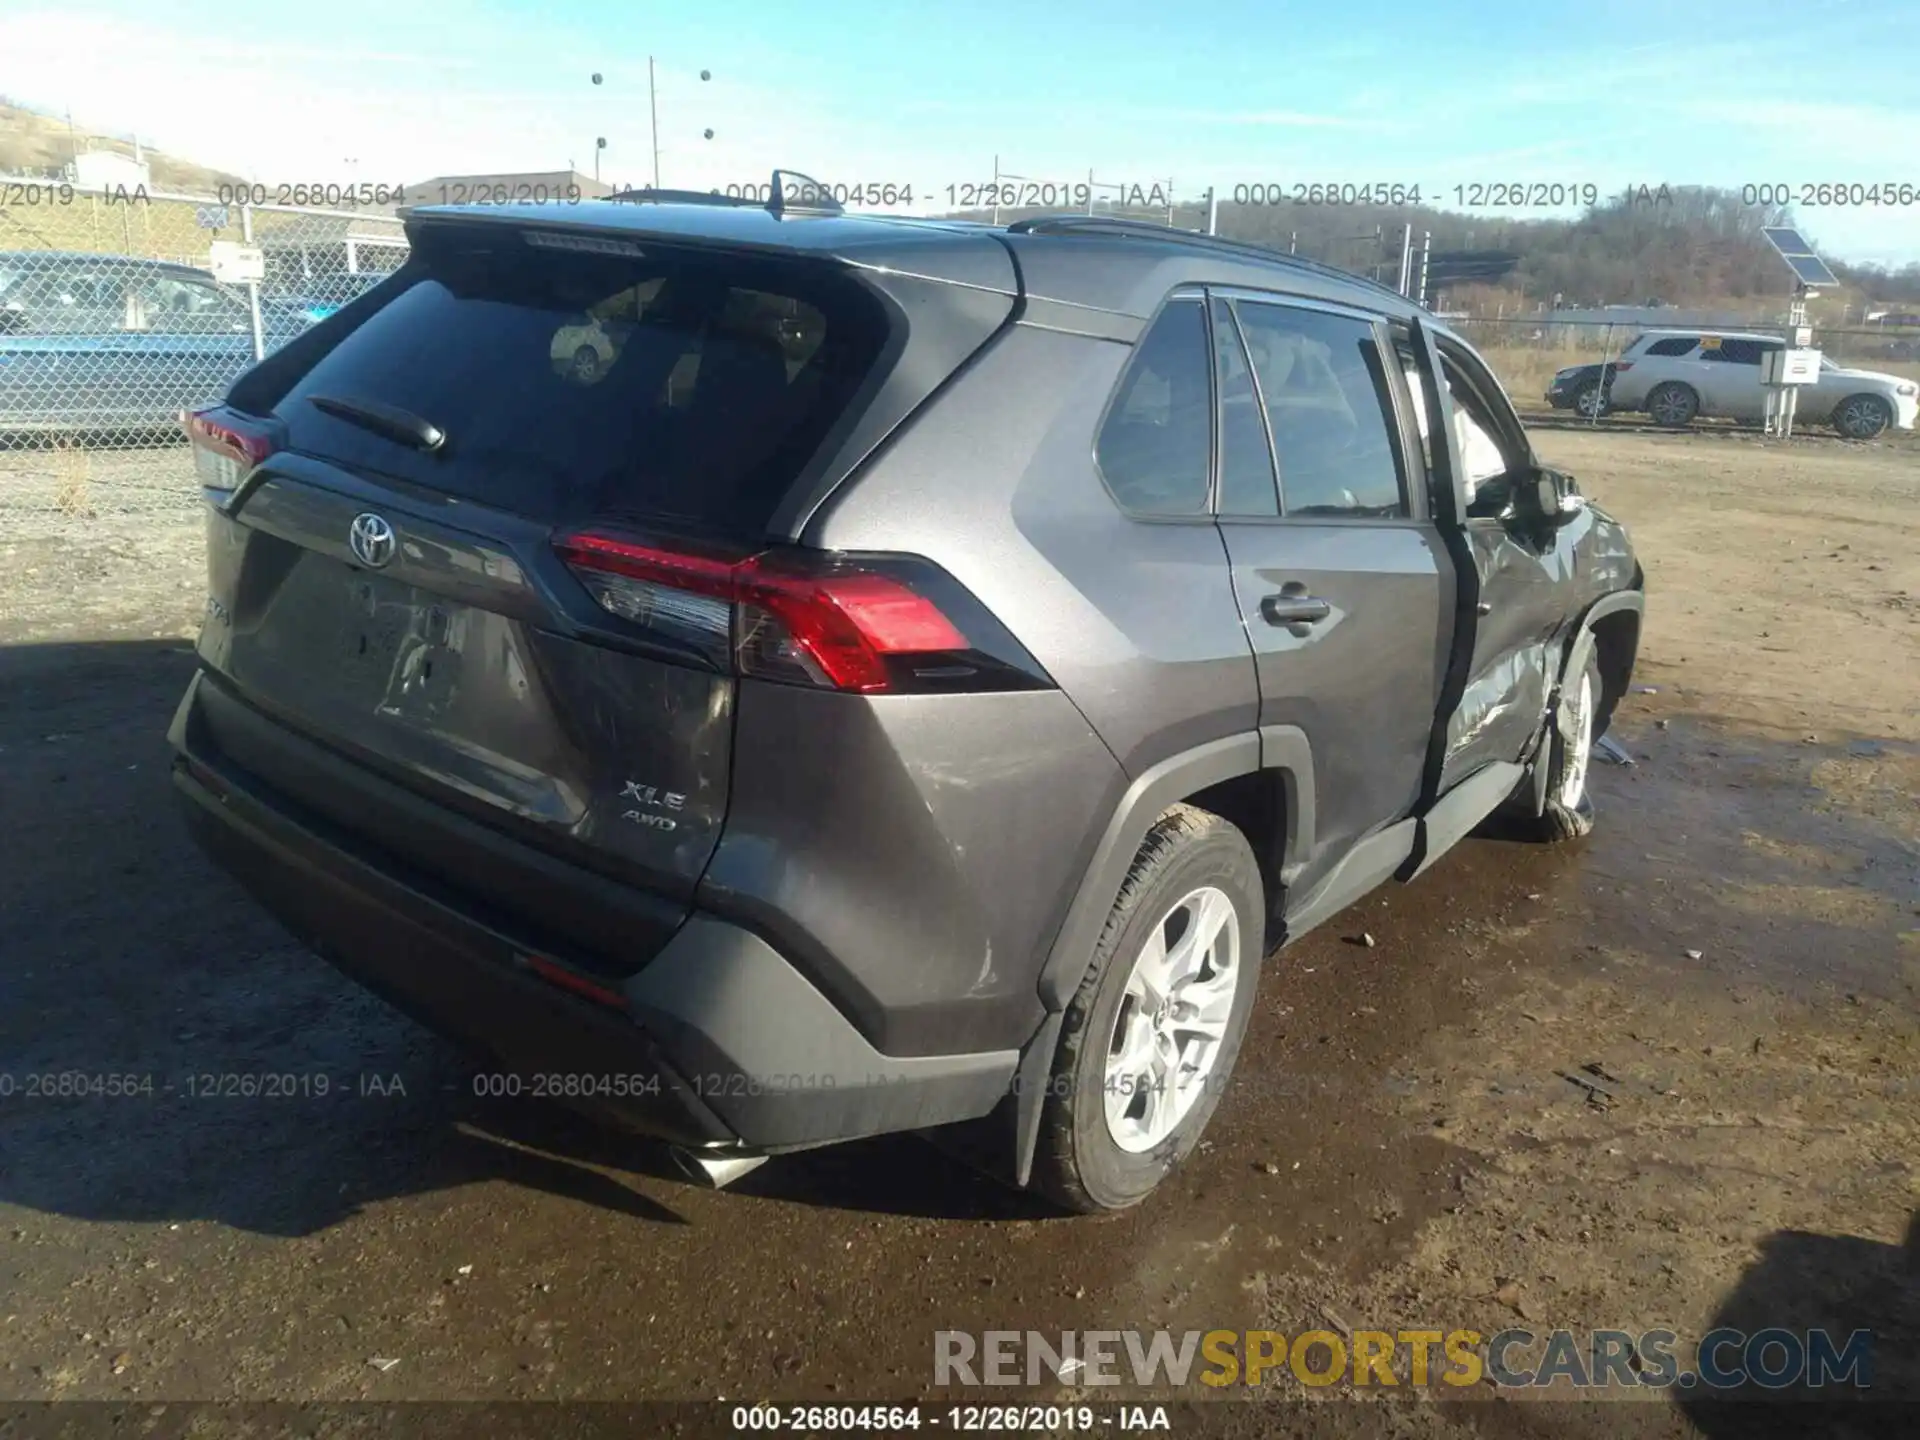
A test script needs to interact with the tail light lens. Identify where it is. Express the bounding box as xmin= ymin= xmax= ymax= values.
xmin=1611 ymin=361 xmax=1633 ymax=372
xmin=516 ymin=952 xmax=628 ymax=1011
xmin=555 ymin=530 xmax=1052 ymax=695
xmin=185 ymin=406 xmax=278 ymax=501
